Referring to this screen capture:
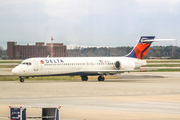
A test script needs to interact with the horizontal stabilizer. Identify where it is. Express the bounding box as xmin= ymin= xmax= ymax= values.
xmin=142 ymin=39 xmax=176 ymax=42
